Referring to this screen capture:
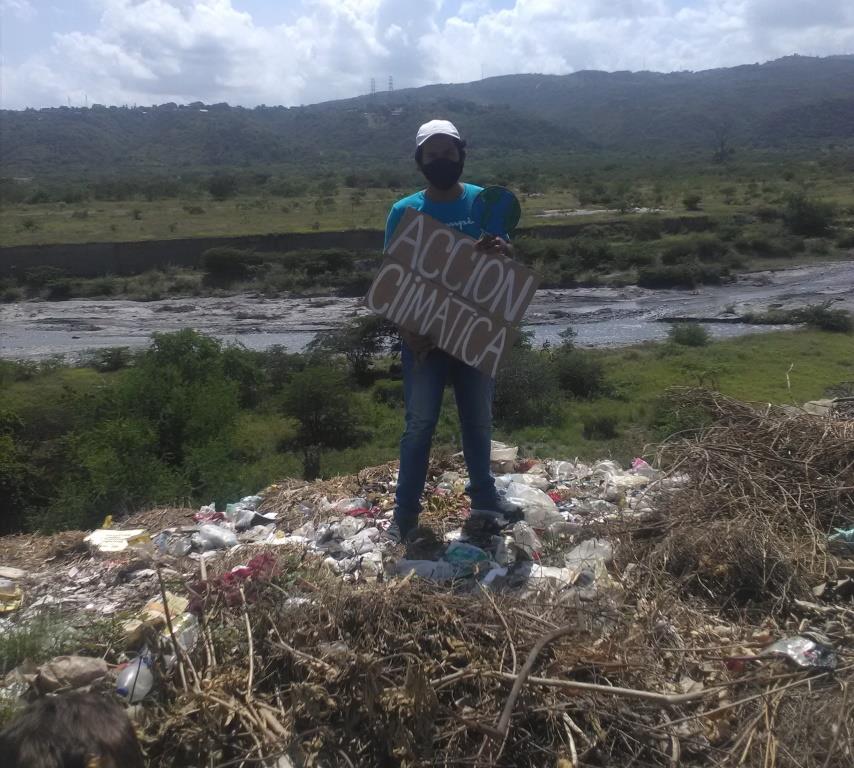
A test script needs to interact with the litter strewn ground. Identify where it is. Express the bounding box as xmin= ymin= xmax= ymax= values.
xmin=1 ymin=389 xmax=852 ymax=767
